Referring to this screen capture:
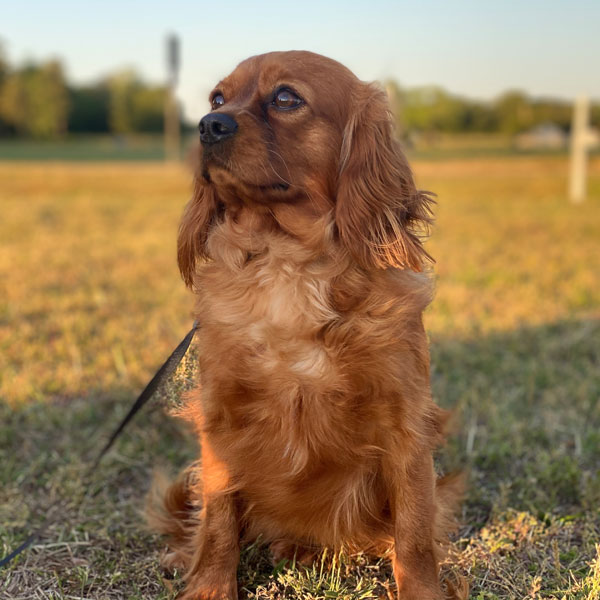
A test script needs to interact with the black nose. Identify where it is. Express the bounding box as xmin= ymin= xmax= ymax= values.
xmin=199 ymin=113 xmax=238 ymax=145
